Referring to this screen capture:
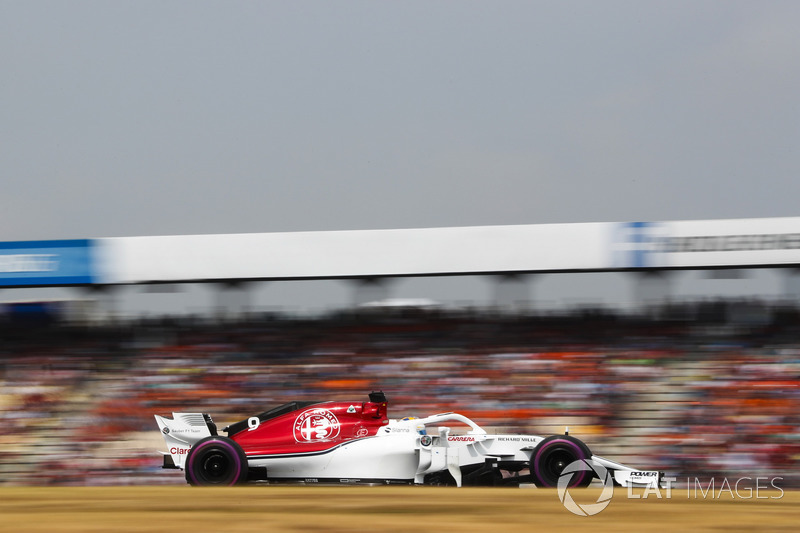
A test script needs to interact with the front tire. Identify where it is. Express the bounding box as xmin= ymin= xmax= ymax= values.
xmin=530 ymin=435 xmax=593 ymax=488
xmin=185 ymin=436 xmax=248 ymax=486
